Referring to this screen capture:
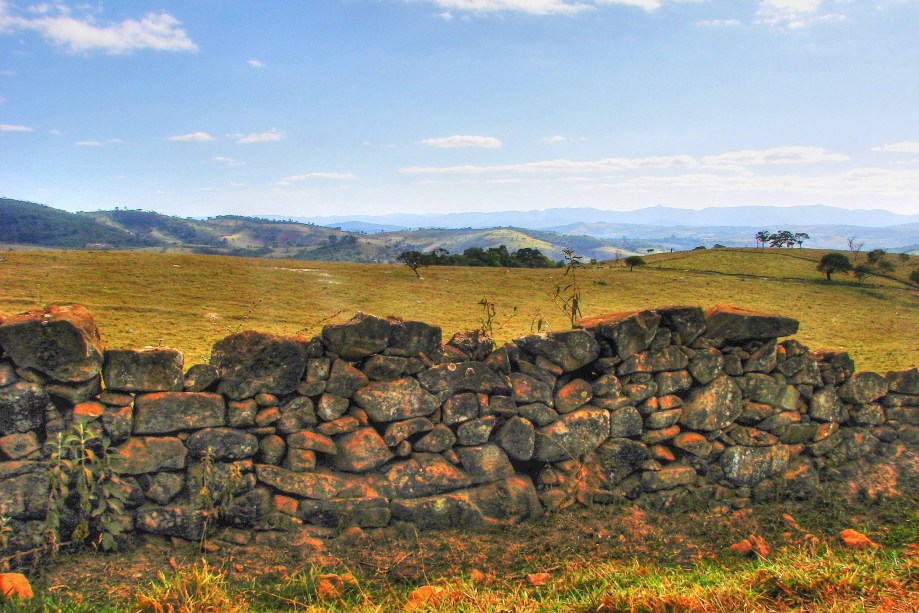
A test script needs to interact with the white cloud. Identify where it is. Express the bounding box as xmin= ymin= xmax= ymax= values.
xmin=698 ymin=18 xmax=741 ymax=26
xmin=872 ymin=141 xmax=919 ymax=154
xmin=212 ymin=156 xmax=245 ymax=166
xmin=702 ymin=146 xmax=848 ymax=166
xmin=756 ymin=0 xmax=831 ymax=28
xmin=248 ymin=59 xmax=263 ymax=68
xmin=168 ymin=131 xmax=217 ymax=142
xmin=401 ymin=154 xmax=696 ymax=174
xmin=0 ymin=123 xmax=32 ymax=132
xmin=0 ymin=3 xmax=198 ymax=55
xmin=543 ymin=135 xmax=588 ymax=143
xmin=75 ymin=140 xmax=103 ymax=146
xmin=275 ymin=172 xmax=357 ymax=186
xmin=416 ymin=1 xmax=593 ymax=16
xmin=596 ymin=0 xmax=661 ymax=10
xmin=422 ymin=134 xmax=503 ymax=148
xmin=233 ymin=129 xmax=284 ymax=144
